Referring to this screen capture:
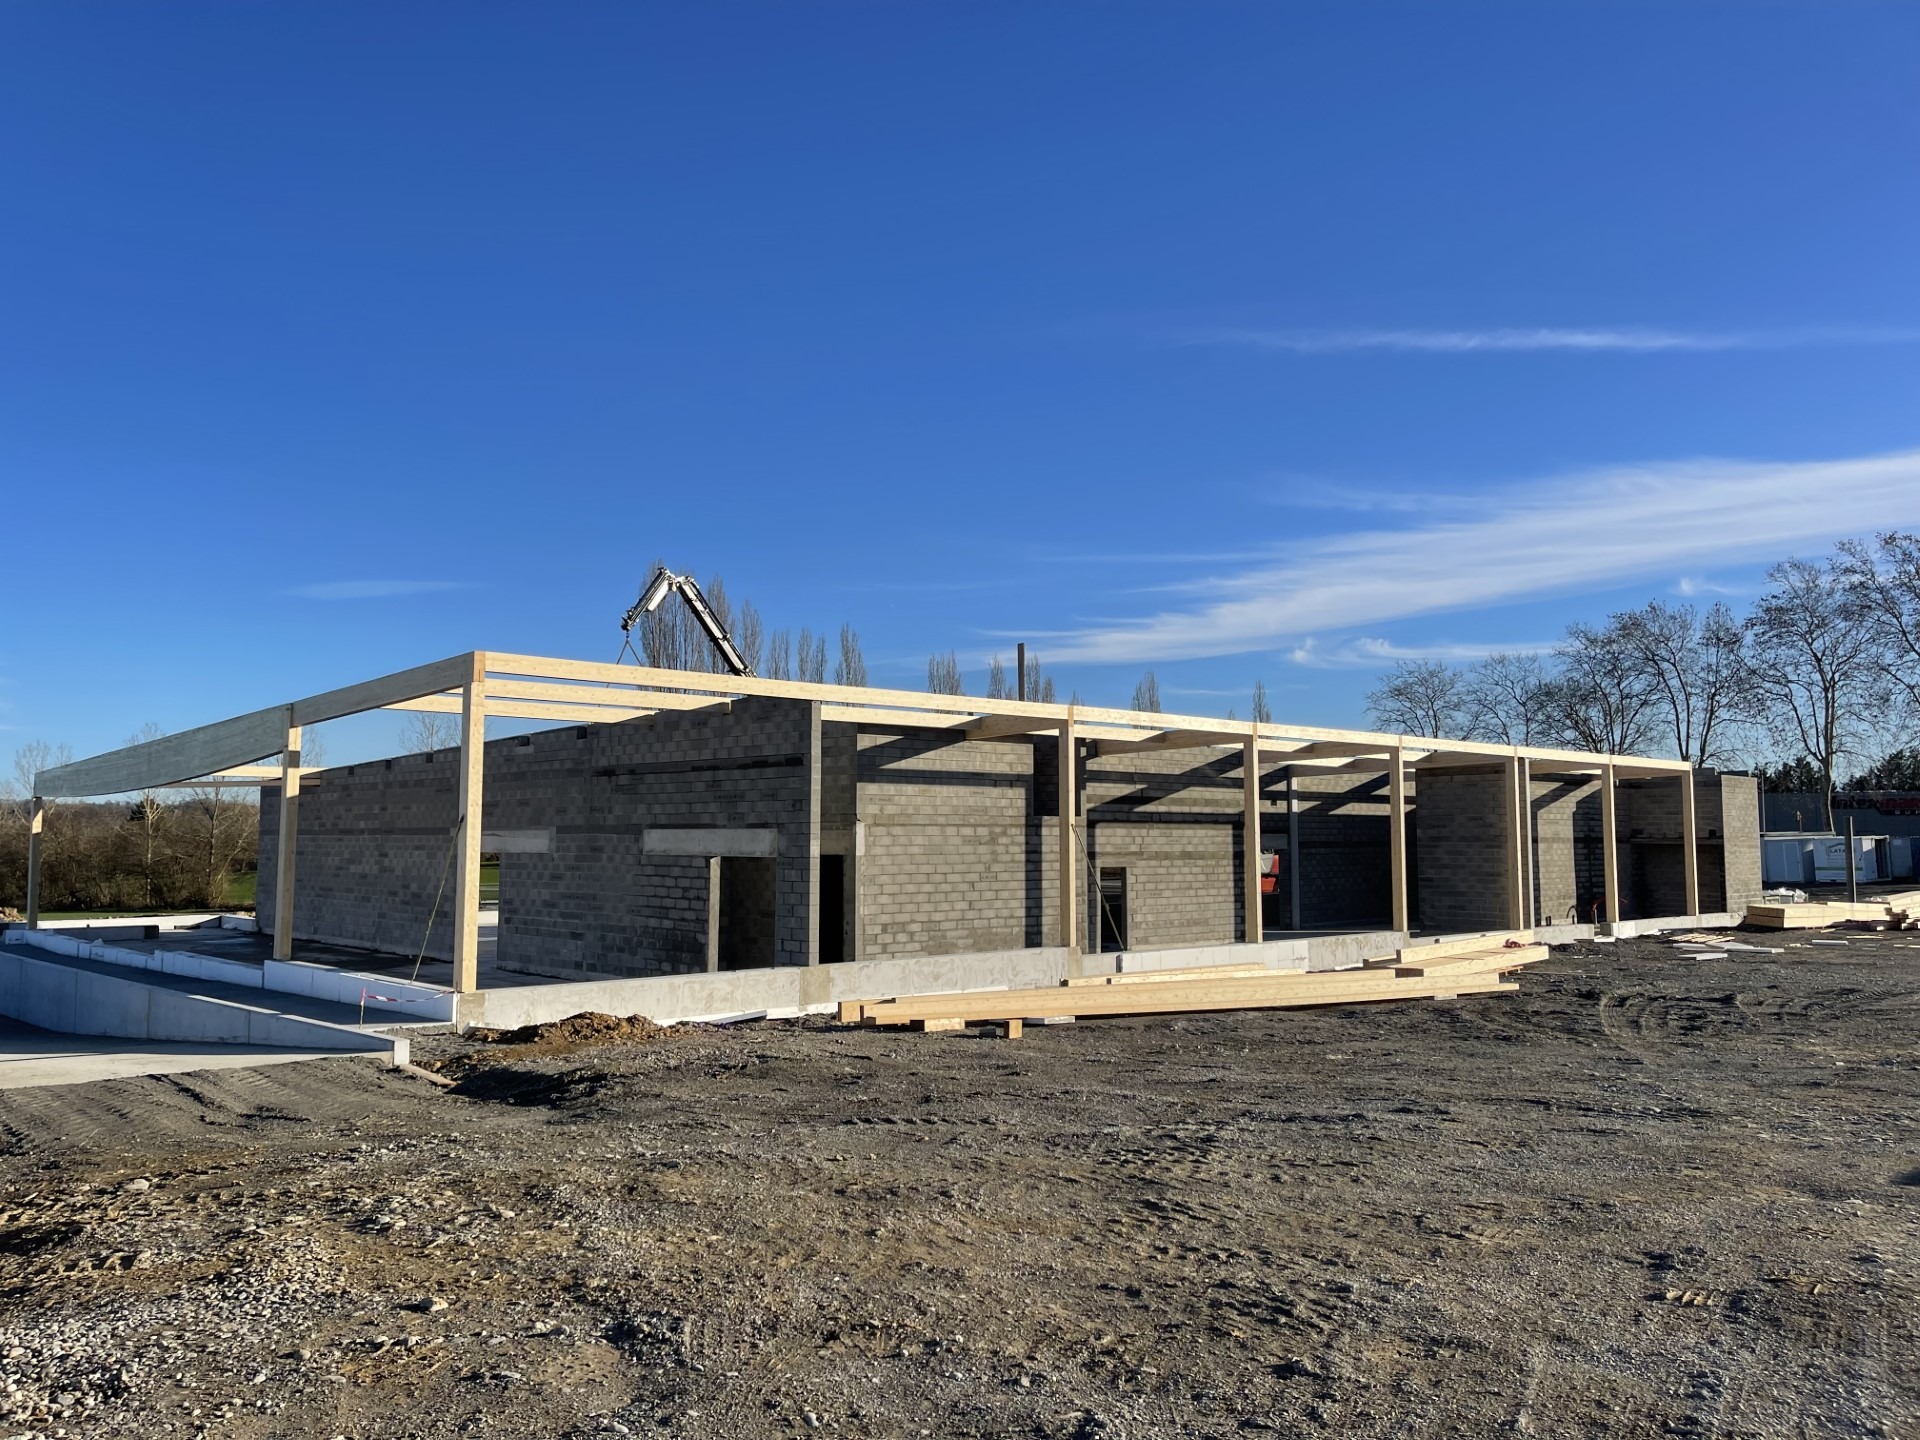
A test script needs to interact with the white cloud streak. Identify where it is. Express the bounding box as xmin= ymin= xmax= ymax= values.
xmin=1285 ymin=637 xmax=1558 ymax=670
xmin=1041 ymin=448 xmax=1920 ymax=665
xmin=1191 ymin=325 xmax=1920 ymax=355
xmin=284 ymin=580 xmax=473 ymax=601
